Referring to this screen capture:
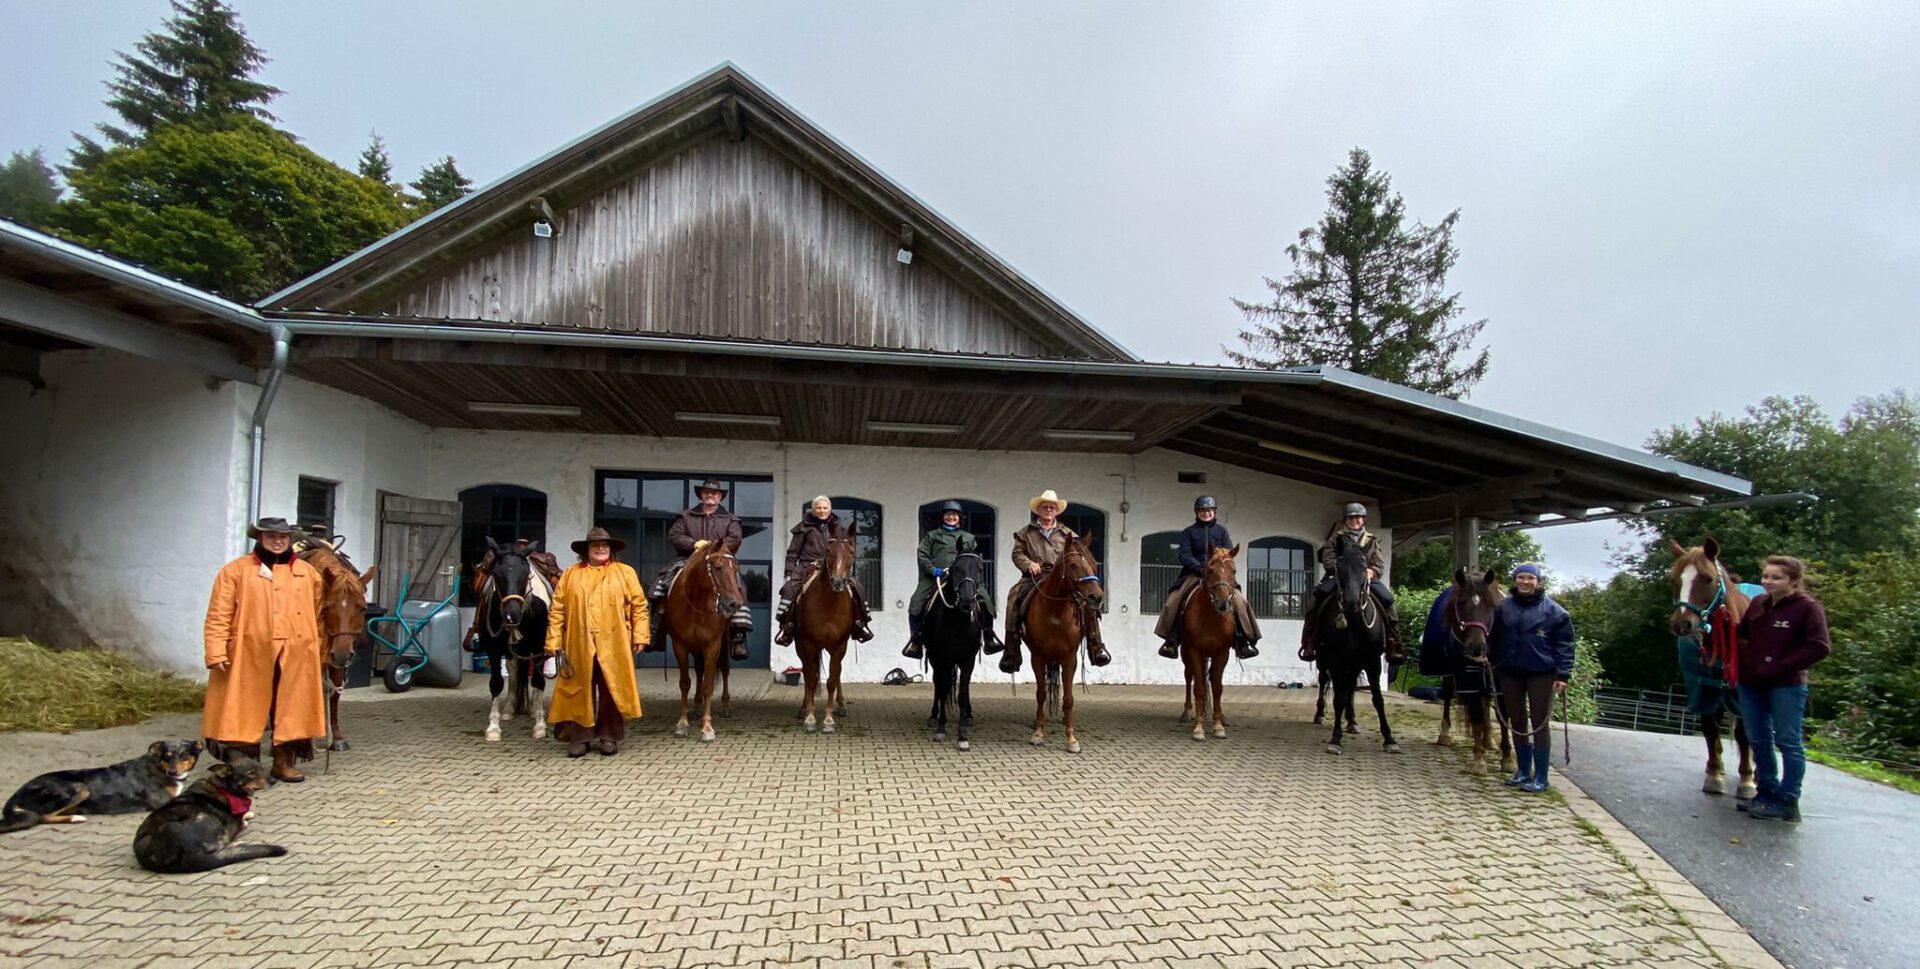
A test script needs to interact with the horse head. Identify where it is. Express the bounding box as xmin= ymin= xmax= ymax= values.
xmin=485 ymin=536 xmax=538 ymax=629
xmin=1334 ymin=531 xmax=1372 ymax=616
xmin=1060 ymin=531 xmax=1105 ymax=607
xmin=947 ymin=551 xmax=986 ymax=622
xmin=1205 ymin=545 xmax=1240 ymax=615
xmin=825 ymin=520 xmax=857 ymax=593
xmin=1448 ymin=567 xmax=1502 ymax=663
xmin=316 ymin=564 xmax=375 ymax=666
xmin=699 ymin=541 xmax=746 ymax=615
xmin=1668 ymin=536 xmax=1729 ymax=644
